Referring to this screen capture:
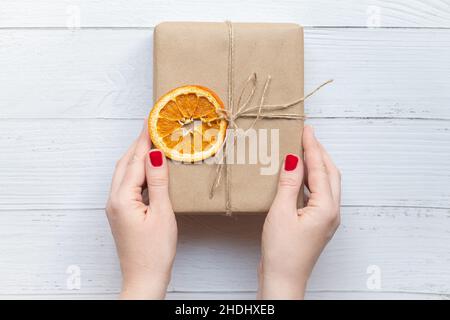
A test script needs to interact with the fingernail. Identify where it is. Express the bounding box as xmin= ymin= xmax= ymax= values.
xmin=284 ymin=154 xmax=299 ymax=171
xmin=149 ymin=150 xmax=163 ymax=167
